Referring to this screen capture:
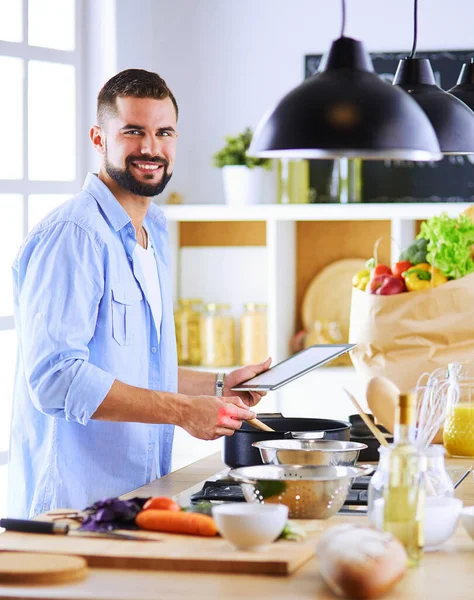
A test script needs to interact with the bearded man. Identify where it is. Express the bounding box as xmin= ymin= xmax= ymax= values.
xmin=8 ymin=69 xmax=270 ymax=518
